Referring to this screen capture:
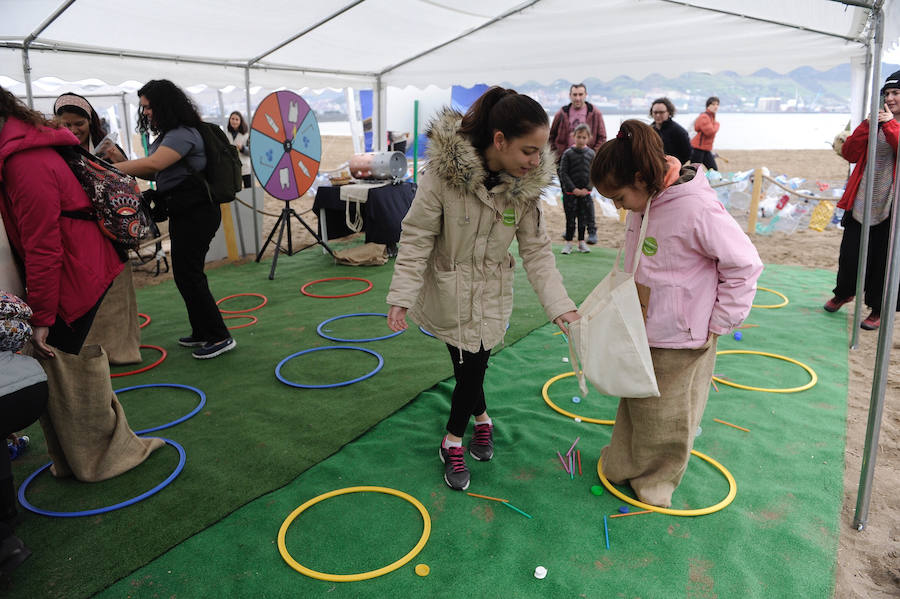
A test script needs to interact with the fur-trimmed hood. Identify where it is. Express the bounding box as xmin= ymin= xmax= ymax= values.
xmin=424 ymin=107 xmax=555 ymax=208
